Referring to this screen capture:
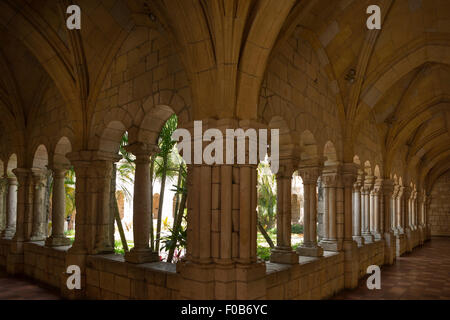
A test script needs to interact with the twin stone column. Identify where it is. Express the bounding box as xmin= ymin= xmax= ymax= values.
xmin=46 ymin=168 xmax=71 ymax=246
xmin=124 ymin=142 xmax=160 ymax=263
xmin=2 ymin=176 xmax=18 ymax=239
xmin=296 ymin=164 xmax=323 ymax=257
